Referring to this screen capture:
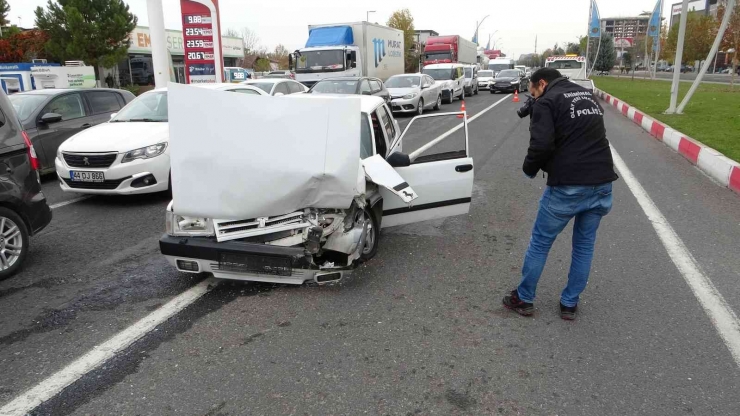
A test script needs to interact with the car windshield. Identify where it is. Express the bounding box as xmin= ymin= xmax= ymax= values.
xmin=422 ymin=68 xmax=455 ymax=80
xmin=246 ymin=82 xmax=274 ymax=92
xmin=489 ymin=63 xmax=512 ymax=71
xmin=497 ymin=70 xmax=520 ymax=78
xmin=464 ymin=68 xmax=472 ymax=77
xmin=309 ymin=80 xmax=358 ymax=94
xmin=296 ymin=50 xmax=345 ymax=71
xmin=424 ymin=52 xmax=452 ymax=61
xmin=8 ymin=94 xmax=47 ymax=121
xmin=111 ymin=91 xmax=168 ymax=122
xmin=478 ymin=70 xmax=494 ymax=78
xmin=385 ymin=76 xmax=420 ymax=88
